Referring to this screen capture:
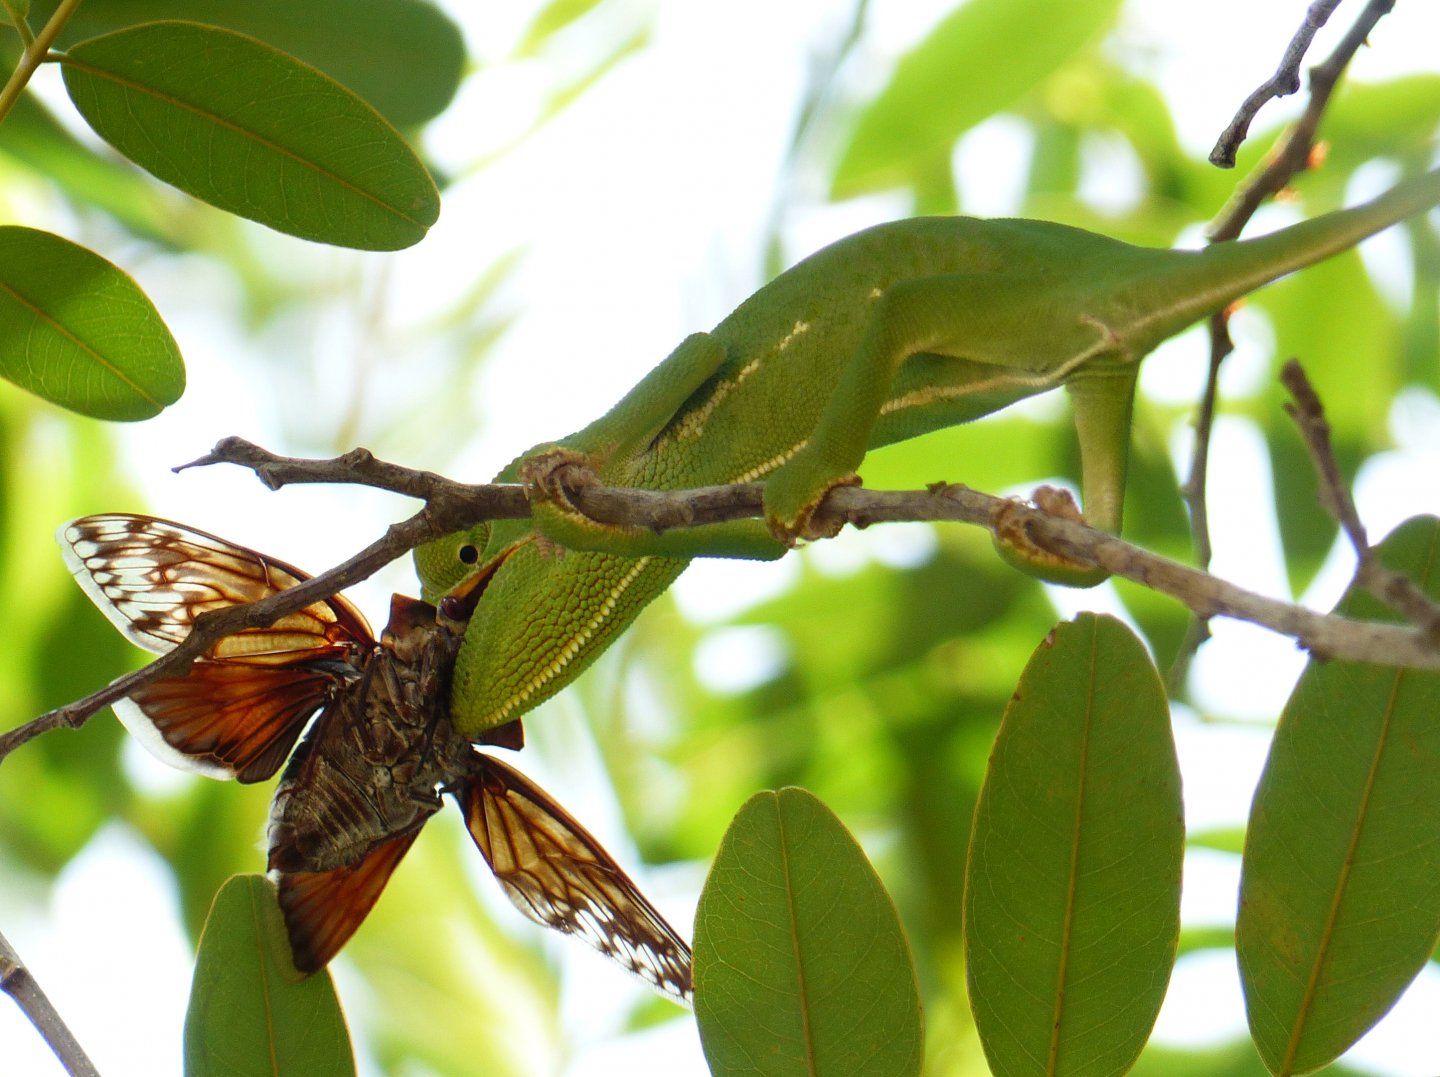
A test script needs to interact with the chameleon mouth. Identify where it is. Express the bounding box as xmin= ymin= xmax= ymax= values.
xmin=437 ymin=539 xmax=526 ymax=627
